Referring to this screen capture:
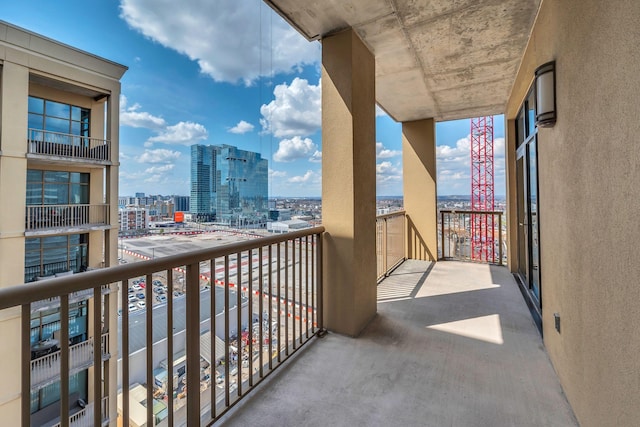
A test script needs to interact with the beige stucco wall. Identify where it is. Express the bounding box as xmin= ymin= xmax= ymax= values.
xmin=506 ymin=1 xmax=640 ymax=425
xmin=402 ymin=119 xmax=437 ymax=261
xmin=321 ymin=29 xmax=377 ymax=336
